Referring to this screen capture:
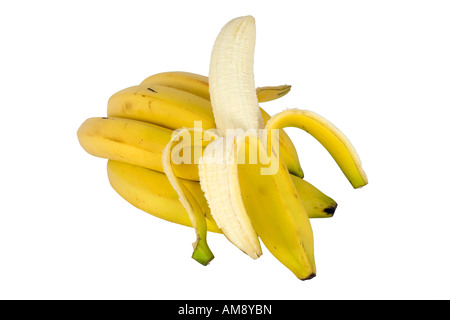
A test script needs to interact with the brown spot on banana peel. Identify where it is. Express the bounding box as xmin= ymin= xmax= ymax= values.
xmin=124 ymin=101 xmax=133 ymax=111
xmin=147 ymin=87 xmax=157 ymax=93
